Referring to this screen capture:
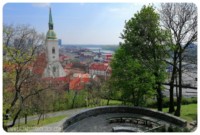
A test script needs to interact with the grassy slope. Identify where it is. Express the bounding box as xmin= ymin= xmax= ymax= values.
xmin=101 ymin=99 xmax=197 ymax=122
xmin=101 ymin=99 xmax=122 ymax=105
xmin=8 ymin=114 xmax=67 ymax=132
xmin=102 ymin=99 xmax=197 ymax=122
xmin=162 ymin=104 xmax=197 ymax=122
